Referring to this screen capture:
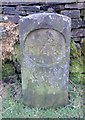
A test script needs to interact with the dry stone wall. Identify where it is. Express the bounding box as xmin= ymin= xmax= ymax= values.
xmin=1 ymin=0 xmax=85 ymax=3
xmin=1 ymin=0 xmax=85 ymax=42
